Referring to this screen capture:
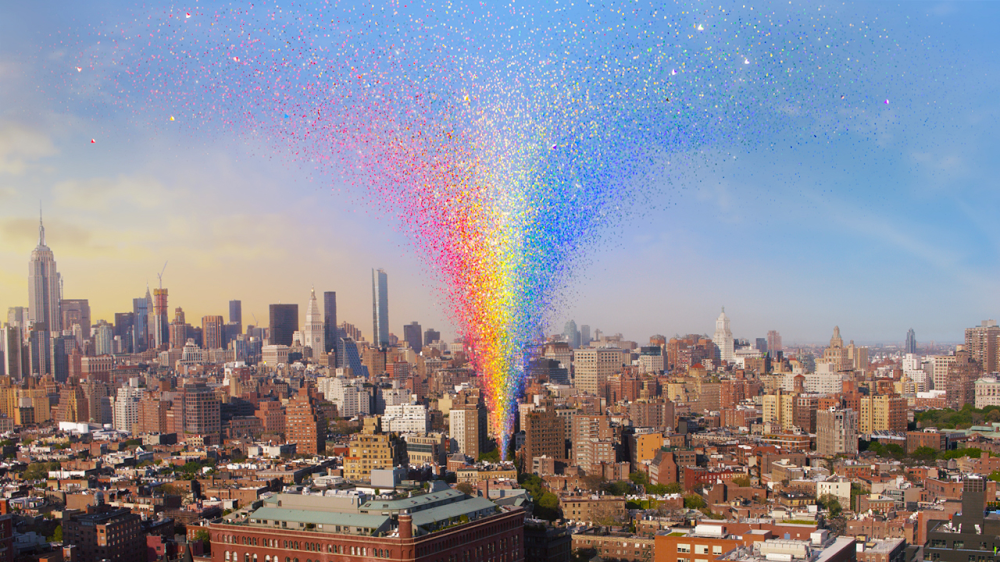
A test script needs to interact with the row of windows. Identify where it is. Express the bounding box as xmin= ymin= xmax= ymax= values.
xmin=224 ymin=548 xmax=391 ymax=562
xmin=675 ymin=544 xmax=722 ymax=555
xmin=220 ymin=536 xmax=385 ymax=554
